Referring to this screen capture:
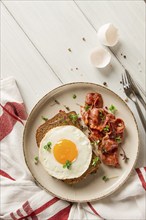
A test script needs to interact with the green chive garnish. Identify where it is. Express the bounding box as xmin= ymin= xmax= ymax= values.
xmin=84 ymin=104 xmax=90 ymax=111
xmin=63 ymin=160 xmax=72 ymax=169
xmin=115 ymin=136 xmax=122 ymax=143
xmin=102 ymin=176 xmax=109 ymax=182
xmin=103 ymin=125 xmax=110 ymax=132
xmin=91 ymin=140 xmax=100 ymax=147
xmin=73 ymin=94 xmax=77 ymax=99
xmin=34 ymin=156 xmax=39 ymax=164
xmin=69 ymin=114 xmax=78 ymax=123
xmin=92 ymin=157 xmax=100 ymax=166
xmin=44 ymin=142 xmax=52 ymax=151
xmin=41 ymin=116 xmax=48 ymax=121
xmin=109 ymin=104 xmax=117 ymax=114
